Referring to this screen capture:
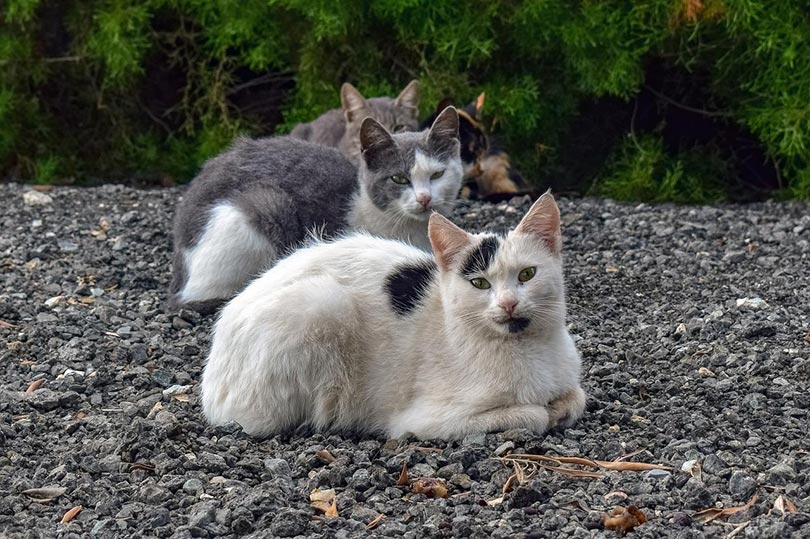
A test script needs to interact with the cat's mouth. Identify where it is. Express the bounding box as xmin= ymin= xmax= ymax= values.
xmin=495 ymin=317 xmax=531 ymax=334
